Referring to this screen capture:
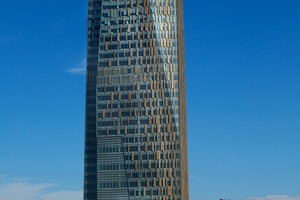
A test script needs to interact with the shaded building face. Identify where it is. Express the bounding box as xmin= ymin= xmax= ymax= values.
xmin=84 ymin=0 xmax=188 ymax=200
